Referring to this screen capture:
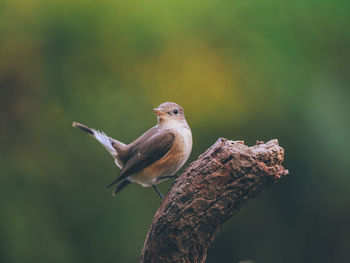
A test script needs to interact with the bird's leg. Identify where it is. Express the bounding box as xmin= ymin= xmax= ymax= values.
xmin=152 ymin=185 xmax=164 ymax=200
xmin=154 ymin=174 xmax=177 ymax=183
